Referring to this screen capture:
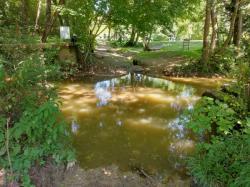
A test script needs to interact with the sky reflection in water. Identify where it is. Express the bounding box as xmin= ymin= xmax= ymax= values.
xmin=59 ymin=73 xmax=211 ymax=182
